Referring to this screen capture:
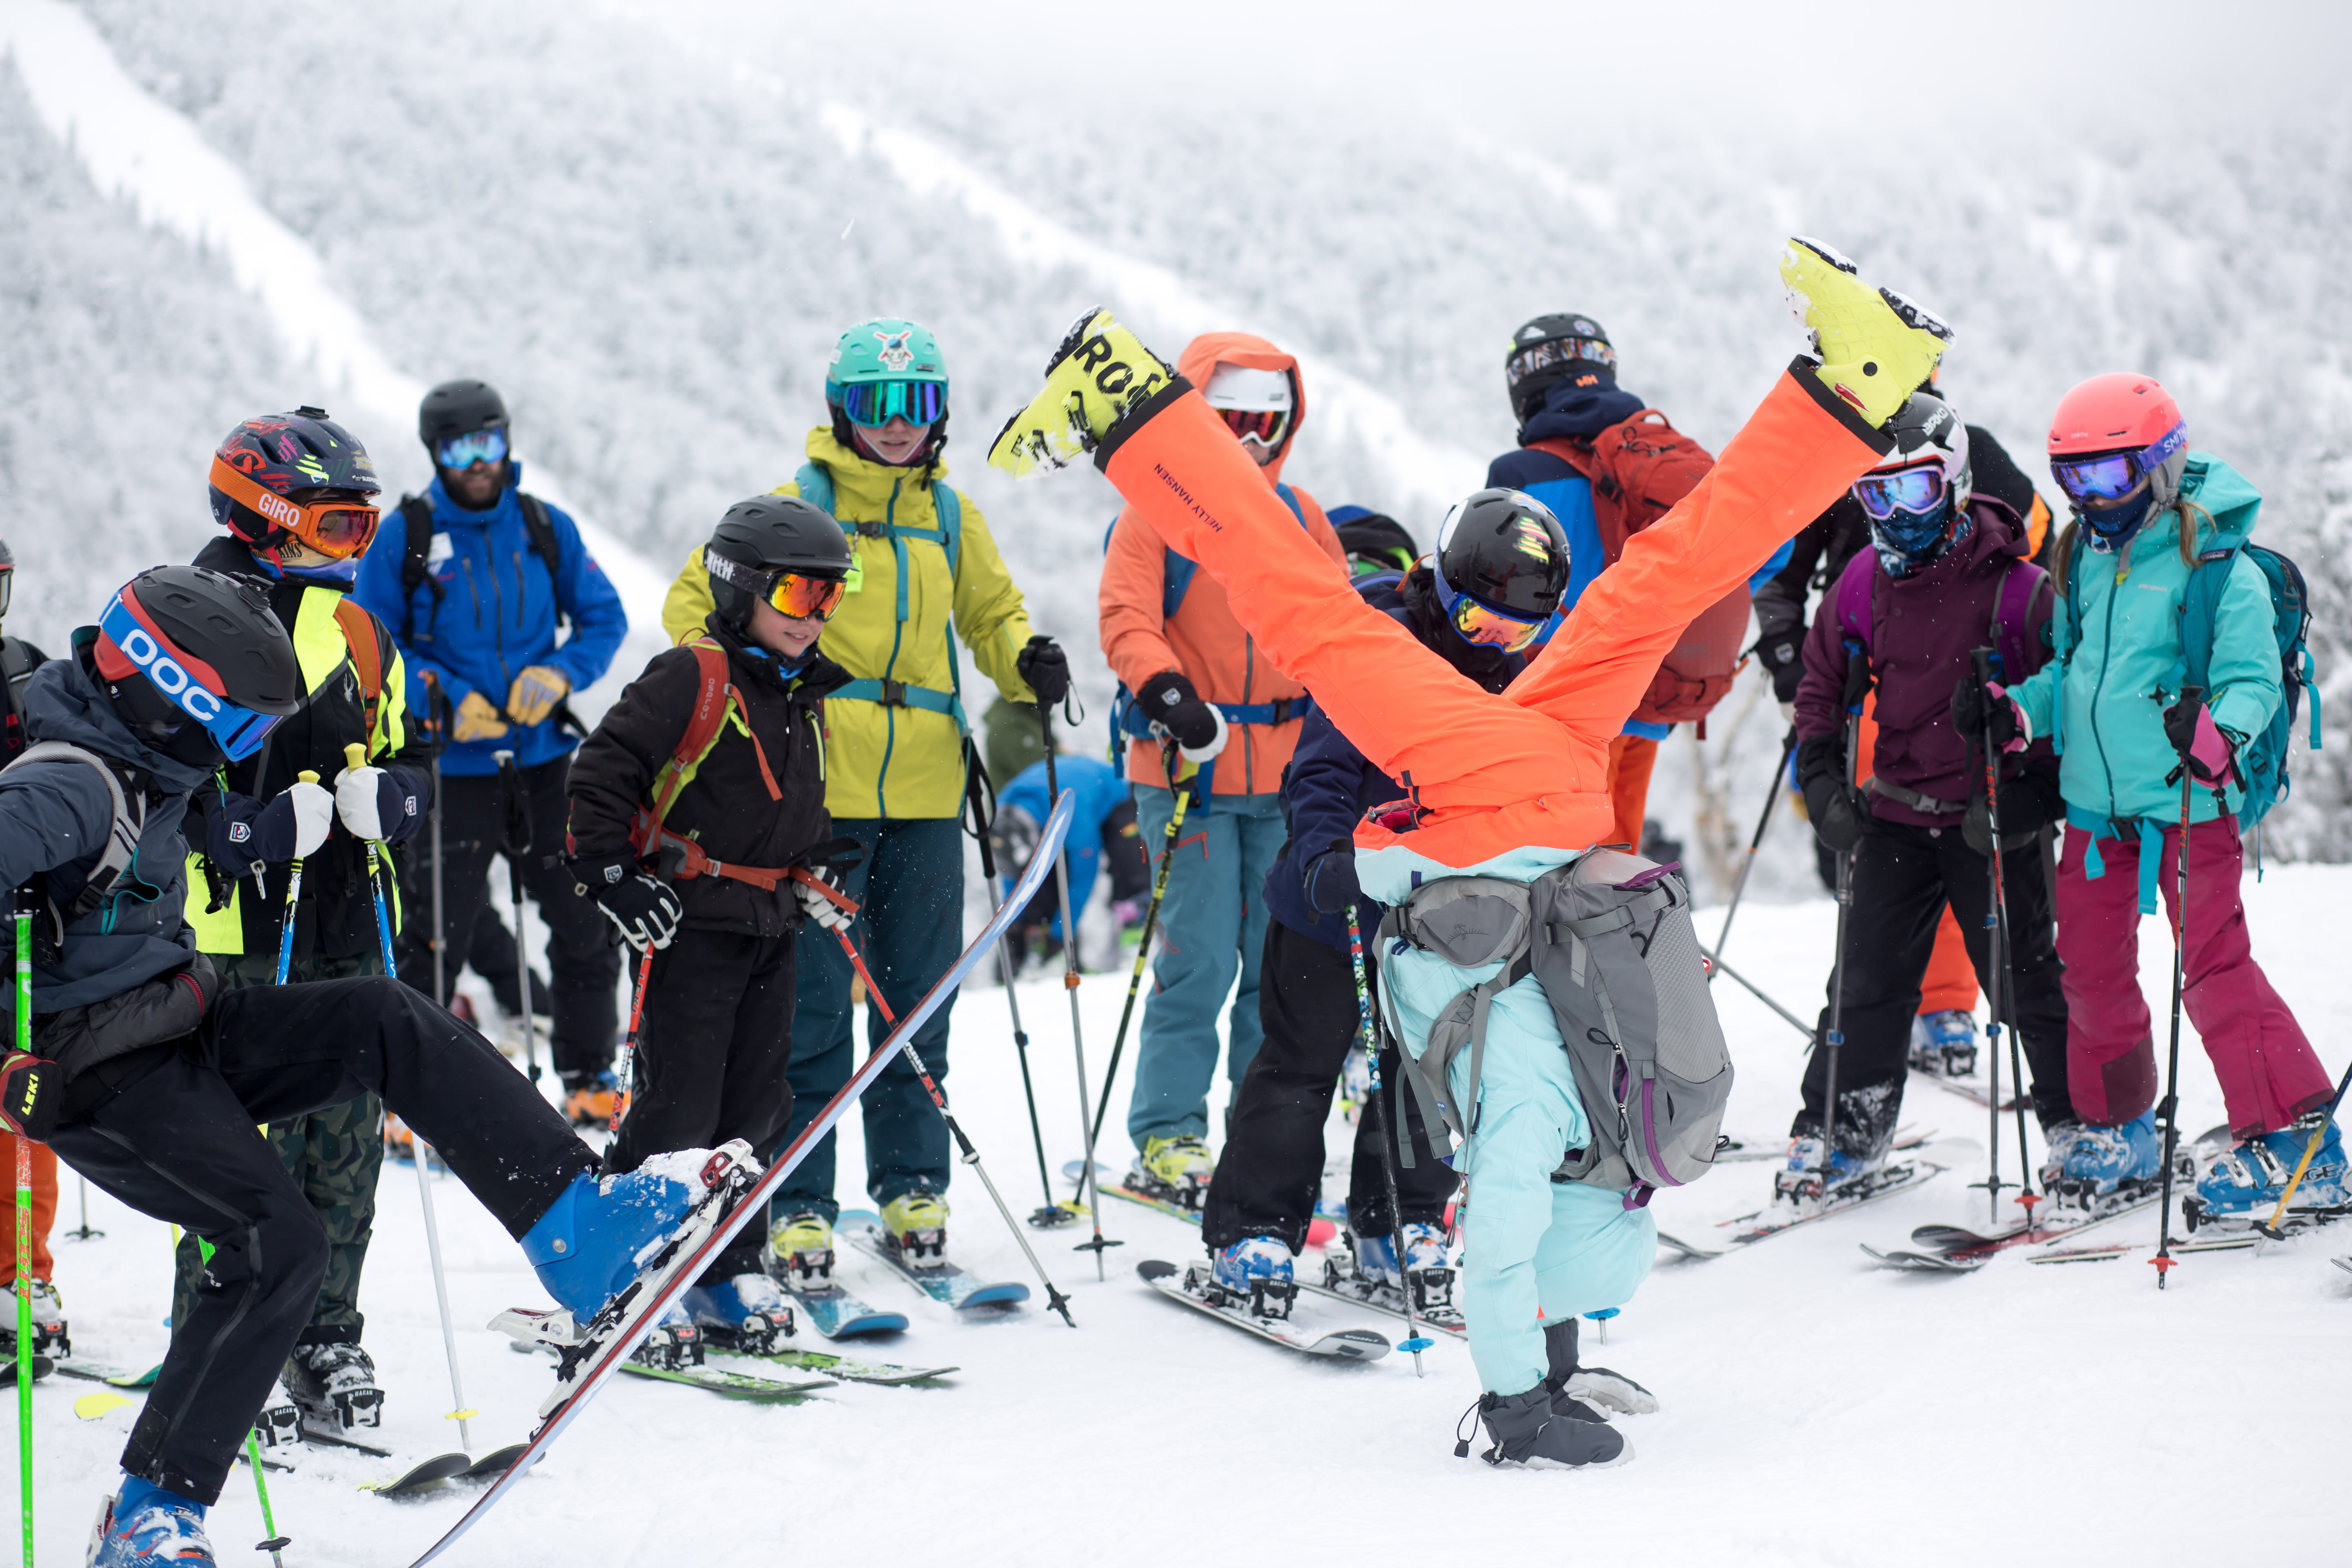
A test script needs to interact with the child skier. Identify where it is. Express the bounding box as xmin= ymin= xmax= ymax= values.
xmin=0 ymin=565 xmax=745 ymax=1566
xmin=987 ymin=237 xmax=1949 ymax=1467
xmin=566 ymin=494 xmax=854 ymax=1327
xmin=1957 ymin=372 xmax=2341 ymax=1213
xmin=1786 ymin=394 xmax=2076 ymax=1202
